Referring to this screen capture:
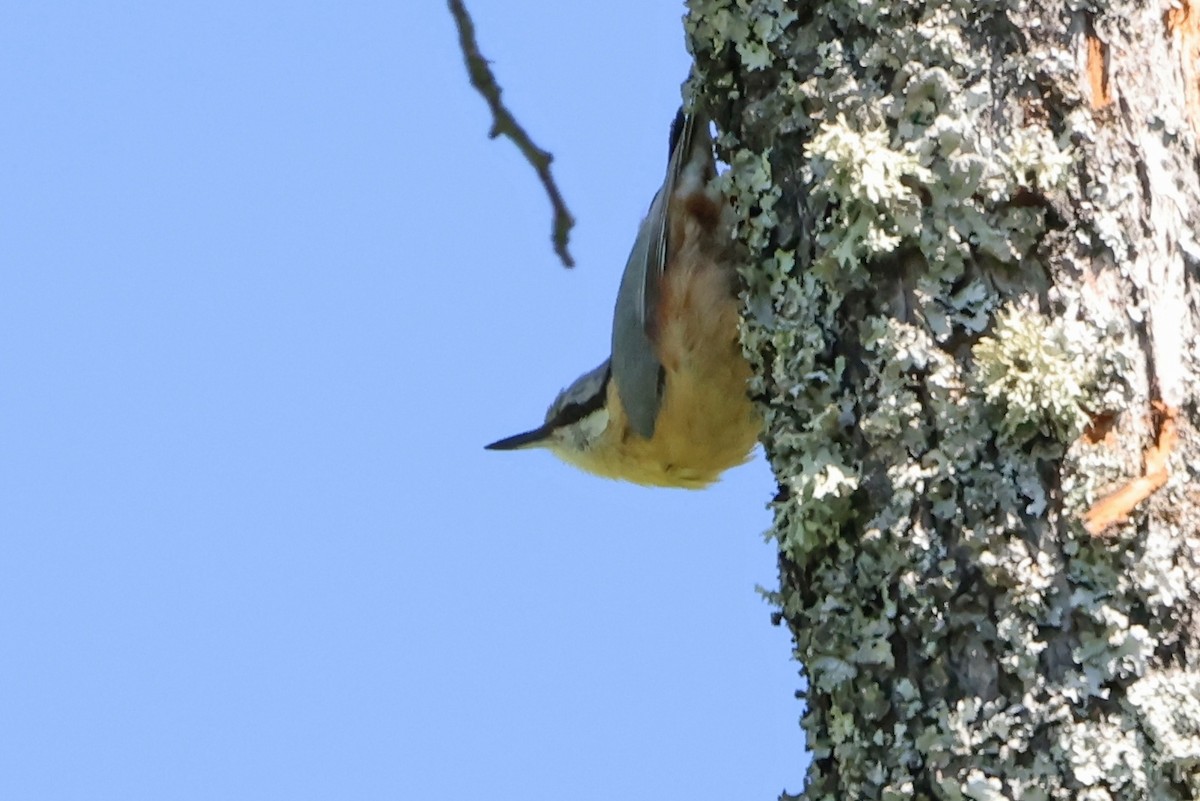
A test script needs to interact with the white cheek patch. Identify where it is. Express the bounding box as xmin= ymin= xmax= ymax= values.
xmin=570 ymin=408 xmax=610 ymax=450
